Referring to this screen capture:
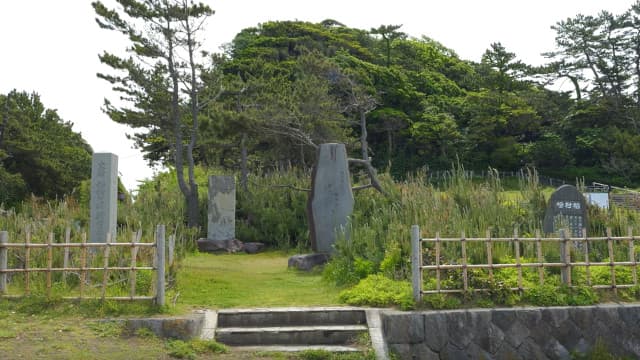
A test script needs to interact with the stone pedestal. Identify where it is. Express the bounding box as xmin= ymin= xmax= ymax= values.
xmin=89 ymin=153 xmax=118 ymax=243
xmin=207 ymin=175 xmax=236 ymax=241
xmin=307 ymin=143 xmax=354 ymax=253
